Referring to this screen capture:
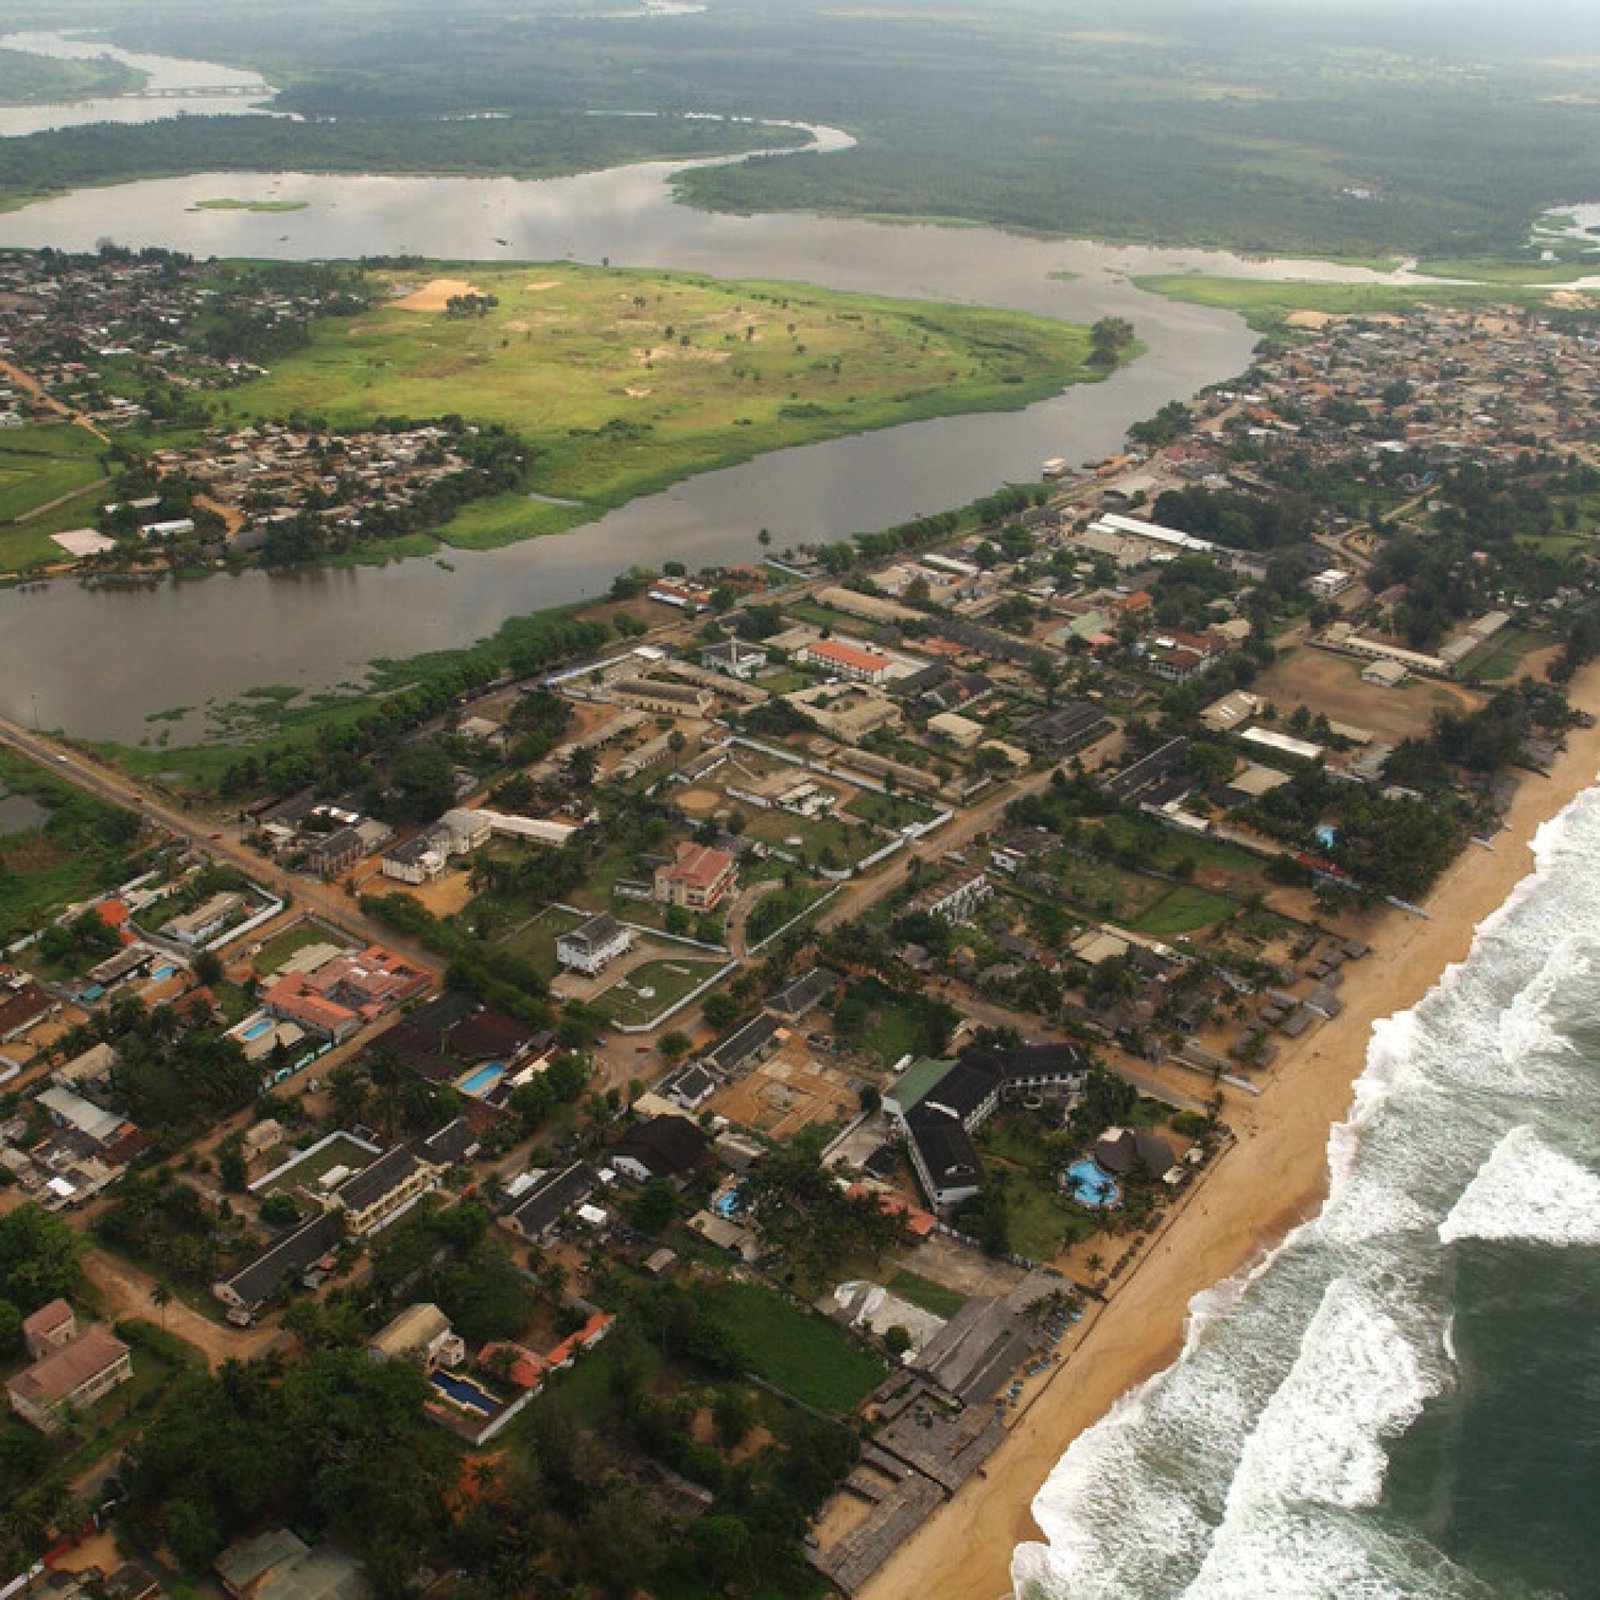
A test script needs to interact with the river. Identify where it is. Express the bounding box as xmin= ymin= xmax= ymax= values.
xmin=0 ymin=40 xmax=1410 ymax=746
